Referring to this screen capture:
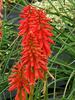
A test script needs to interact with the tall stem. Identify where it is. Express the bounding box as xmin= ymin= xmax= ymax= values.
xmin=43 ymin=73 xmax=48 ymax=100
xmin=29 ymin=85 xmax=34 ymax=100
